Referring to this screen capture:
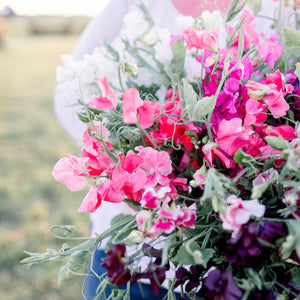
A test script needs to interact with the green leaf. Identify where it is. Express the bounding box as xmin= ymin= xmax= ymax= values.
xmin=123 ymin=198 xmax=142 ymax=211
xmin=293 ymin=269 xmax=300 ymax=286
xmin=247 ymin=0 xmax=262 ymax=14
xmin=107 ymin=289 xmax=129 ymax=300
xmin=201 ymin=248 xmax=215 ymax=268
xmin=234 ymin=149 xmax=256 ymax=166
xmin=202 ymin=168 xmax=233 ymax=213
xmin=237 ymin=32 xmax=244 ymax=61
xmin=226 ymin=0 xmax=247 ymax=22
xmin=172 ymin=242 xmax=202 ymax=265
xmin=265 ymin=136 xmax=290 ymax=150
xmin=110 ymin=214 xmax=133 ymax=226
xmin=164 ymin=39 xmax=186 ymax=83
xmin=251 ymin=182 xmax=272 ymax=199
xmin=282 ymin=28 xmax=300 ymax=60
xmin=181 ymin=80 xmax=215 ymax=121
xmin=58 ymin=265 xmax=70 ymax=286
xmin=68 ymin=250 xmax=90 ymax=272
xmin=295 ymin=62 xmax=300 ymax=82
